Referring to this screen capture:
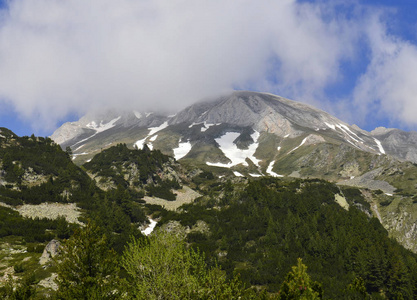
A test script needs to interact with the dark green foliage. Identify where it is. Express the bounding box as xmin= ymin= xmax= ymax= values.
xmin=341 ymin=187 xmax=370 ymax=209
xmin=162 ymin=178 xmax=417 ymax=298
xmin=278 ymin=258 xmax=323 ymax=299
xmin=0 ymin=274 xmax=37 ymax=300
xmin=0 ymin=206 xmax=64 ymax=242
xmin=146 ymin=179 xmax=179 ymax=200
xmin=0 ymin=134 xmax=73 ymax=182
xmin=83 ymin=143 xmax=170 ymax=186
xmin=0 ymin=132 xmax=95 ymax=207
xmin=13 ymin=263 xmax=25 ymax=273
xmin=55 ymin=221 xmax=123 ymax=300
